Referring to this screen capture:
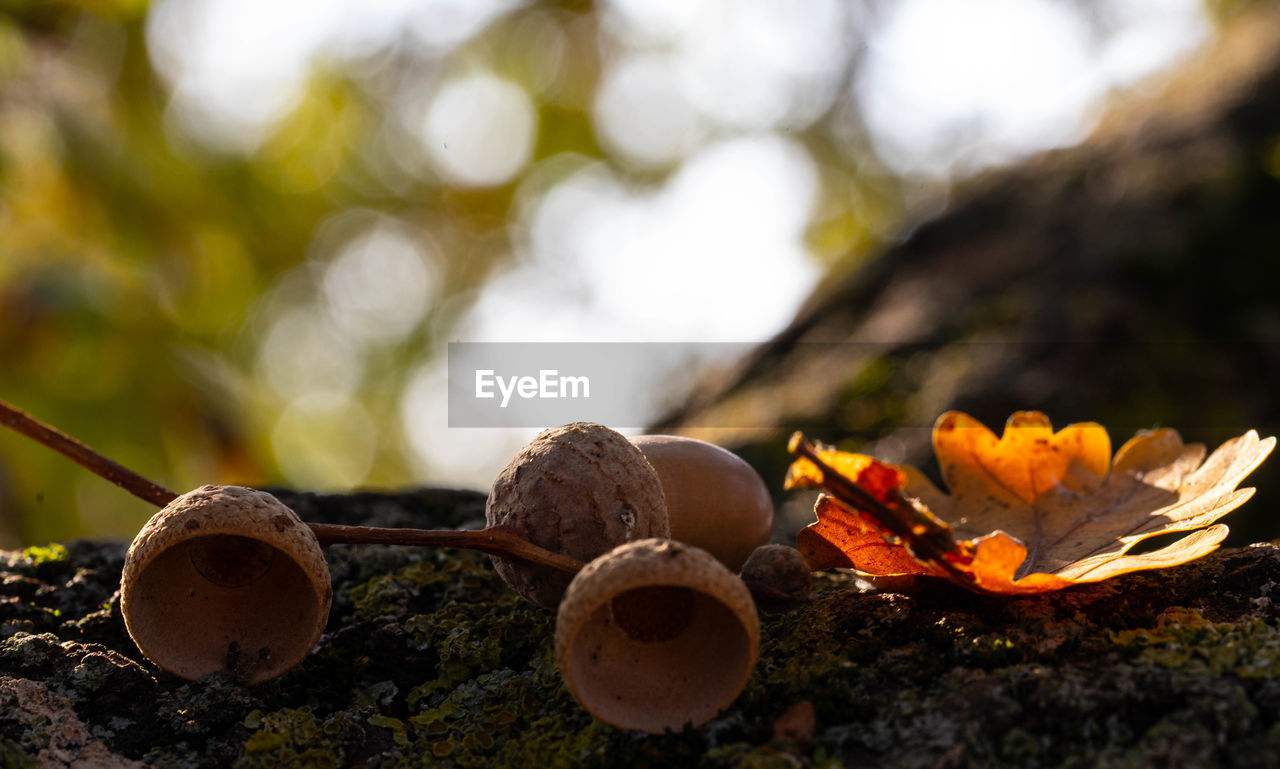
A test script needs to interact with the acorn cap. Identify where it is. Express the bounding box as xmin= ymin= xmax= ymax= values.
xmin=555 ymin=538 xmax=760 ymax=733
xmin=120 ymin=485 xmax=332 ymax=684
xmin=630 ymin=435 xmax=773 ymax=572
